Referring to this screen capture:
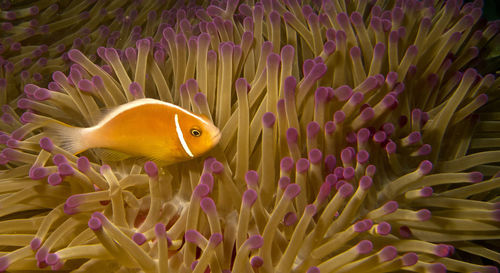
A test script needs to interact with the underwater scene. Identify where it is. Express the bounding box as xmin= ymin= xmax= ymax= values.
xmin=0 ymin=0 xmax=499 ymax=272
